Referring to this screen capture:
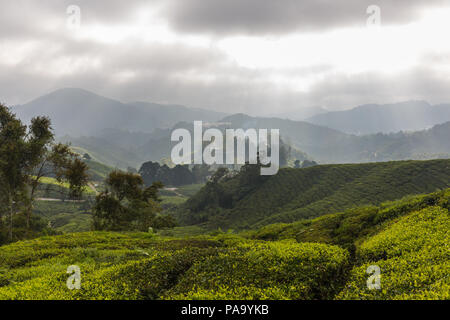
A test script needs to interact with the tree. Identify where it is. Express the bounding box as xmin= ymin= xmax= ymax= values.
xmin=93 ymin=170 xmax=176 ymax=231
xmin=0 ymin=103 xmax=89 ymax=241
xmin=64 ymin=158 xmax=89 ymax=200
xmin=192 ymin=164 xmax=211 ymax=183
xmin=139 ymin=161 xmax=196 ymax=187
